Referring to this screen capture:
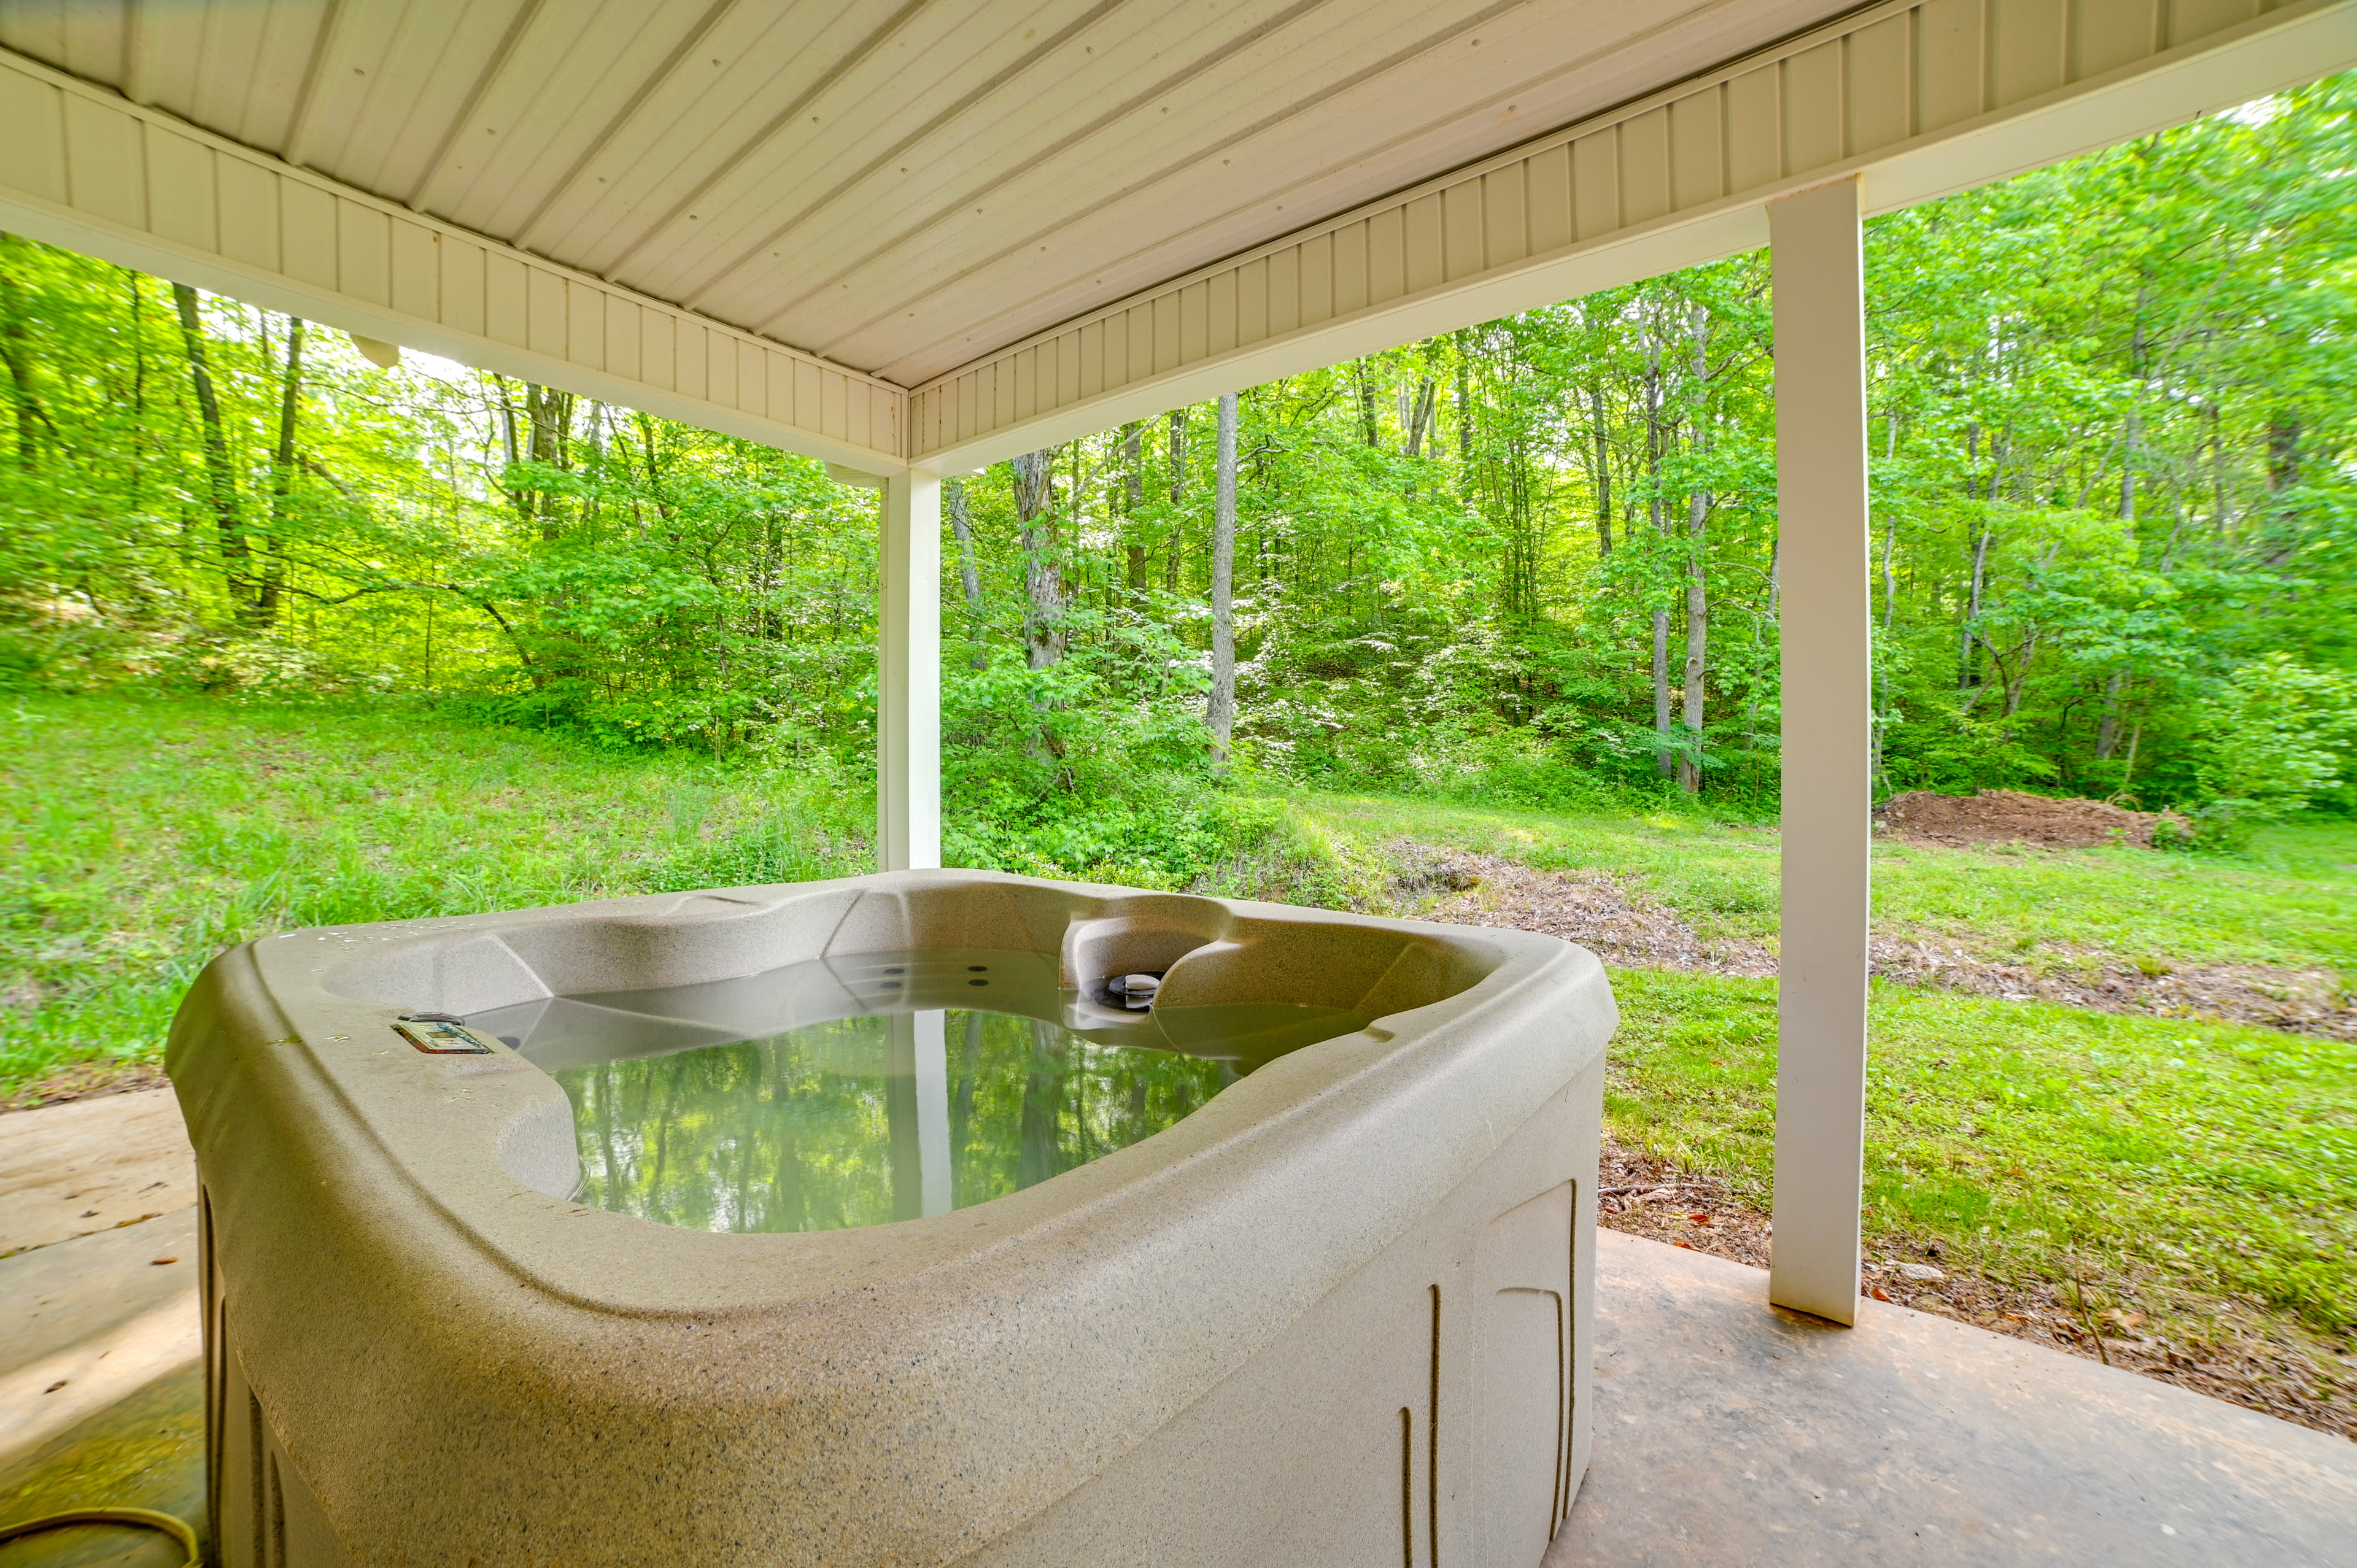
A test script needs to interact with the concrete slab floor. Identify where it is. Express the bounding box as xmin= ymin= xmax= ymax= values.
xmin=4 ymin=1090 xmax=2351 ymax=1566
xmin=0 ymin=1091 xmax=196 ymax=1259
xmin=1 ymin=1091 xmax=203 ymax=1567
xmin=1550 ymin=1231 xmax=2357 ymax=1567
